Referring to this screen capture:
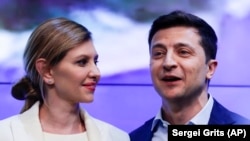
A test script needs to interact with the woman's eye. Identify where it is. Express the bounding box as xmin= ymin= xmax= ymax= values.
xmin=77 ymin=59 xmax=87 ymax=66
xmin=94 ymin=60 xmax=99 ymax=65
